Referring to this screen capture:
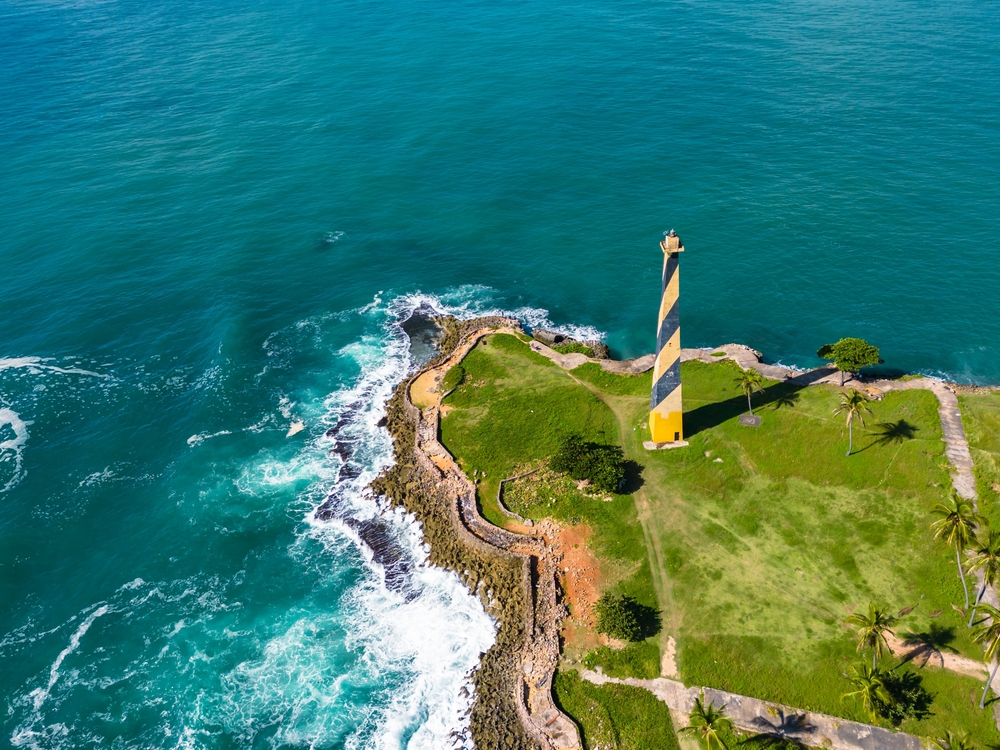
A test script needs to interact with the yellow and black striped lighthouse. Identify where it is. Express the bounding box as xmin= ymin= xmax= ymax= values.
xmin=648 ymin=230 xmax=686 ymax=445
